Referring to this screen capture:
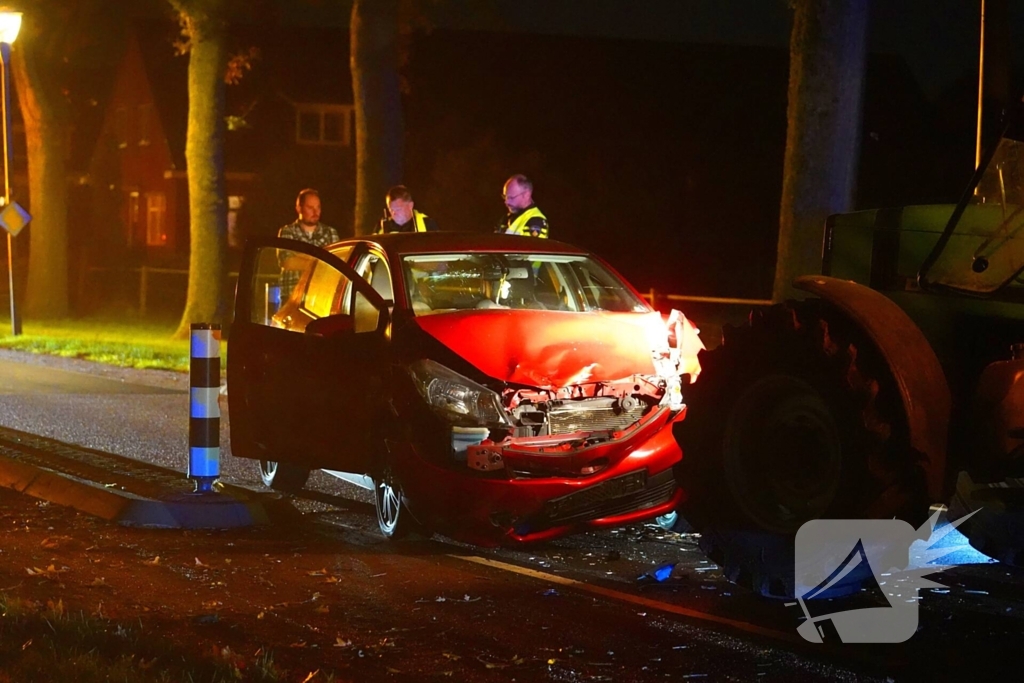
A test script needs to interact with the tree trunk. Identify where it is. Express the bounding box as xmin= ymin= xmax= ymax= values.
xmin=774 ymin=0 xmax=869 ymax=302
xmin=11 ymin=17 xmax=69 ymax=319
xmin=172 ymin=4 xmax=228 ymax=338
xmin=351 ymin=0 xmax=403 ymax=236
